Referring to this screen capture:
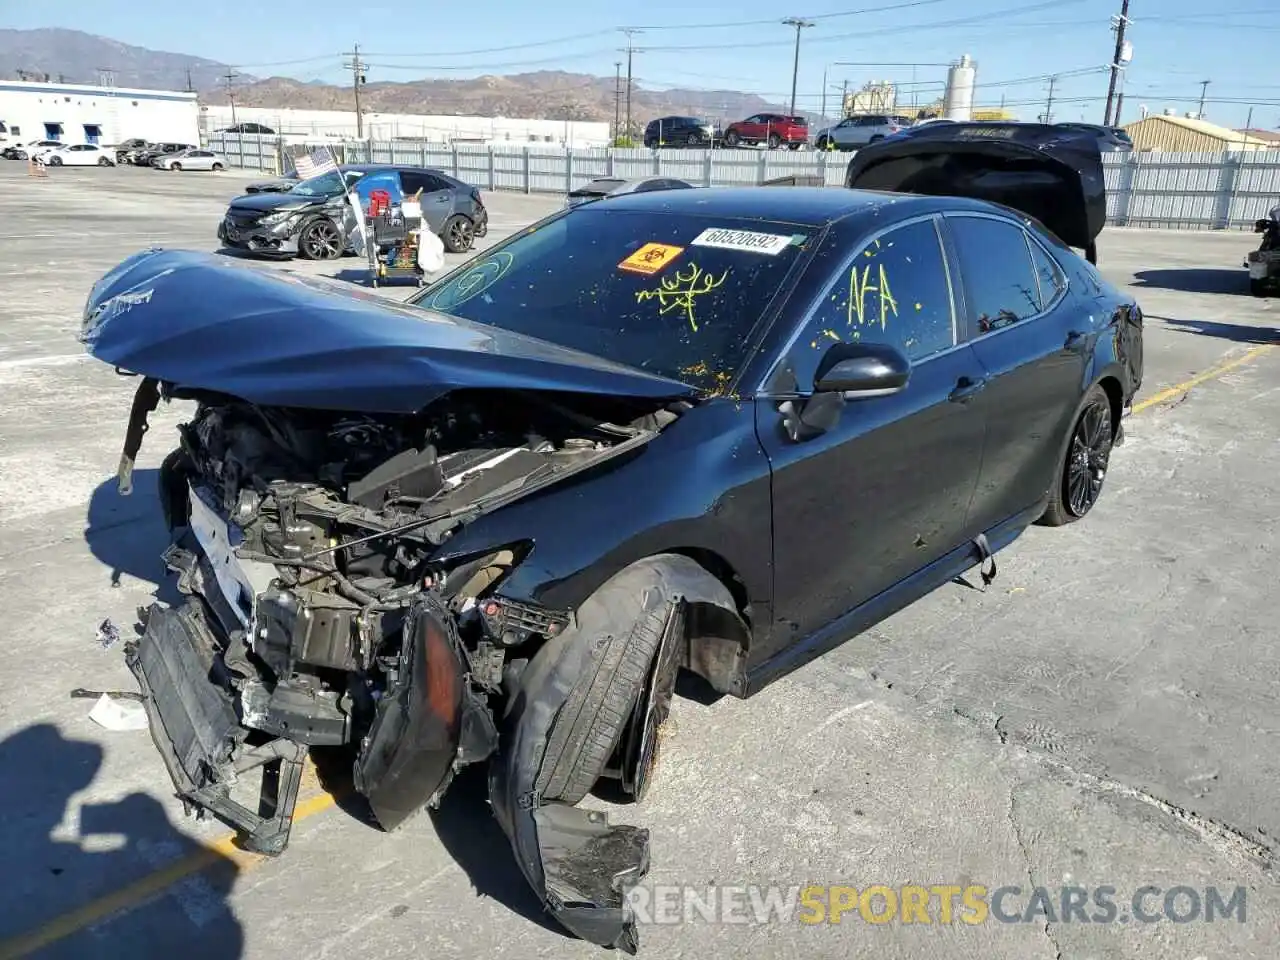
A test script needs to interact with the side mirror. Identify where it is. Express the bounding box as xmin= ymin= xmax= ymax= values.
xmin=1255 ymin=219 xmax=1271 ymax=234
xmin=814 ymin=341 xmax=911 ymax=397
